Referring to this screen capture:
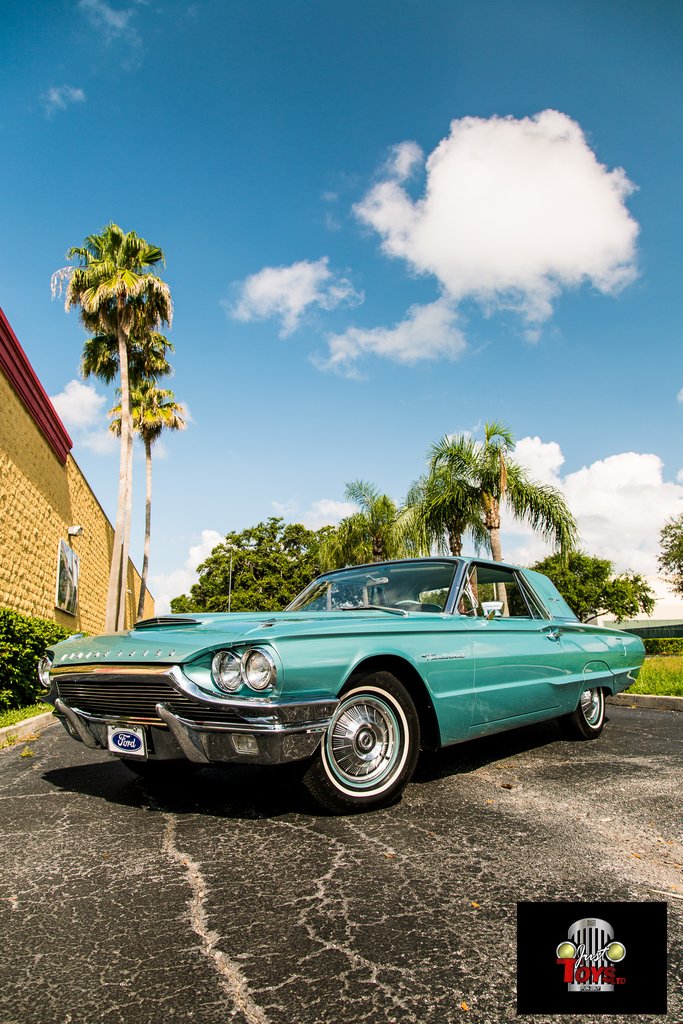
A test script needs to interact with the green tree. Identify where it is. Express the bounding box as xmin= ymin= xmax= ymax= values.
xmin=52 ymin=224 xmax=172 ymax=631
xmin=171 ymin=519 xmax=331 ymax=613
xmin=320 ymin=480 xmax=416 ymax=569
xmin=81 ymin=323 xmax=174 ymax=385
xmin=658 ymin=515 xmax=683 ymax=598
xmin=531 ymin=552 xmax=655 ymax=623
xmin=110 ymin=382 xmax=186 ymax=620
xmin=431 ymin=422 xmax=577 ymax=563
xmin=398 ymin=459 xmax=490 ymax=557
